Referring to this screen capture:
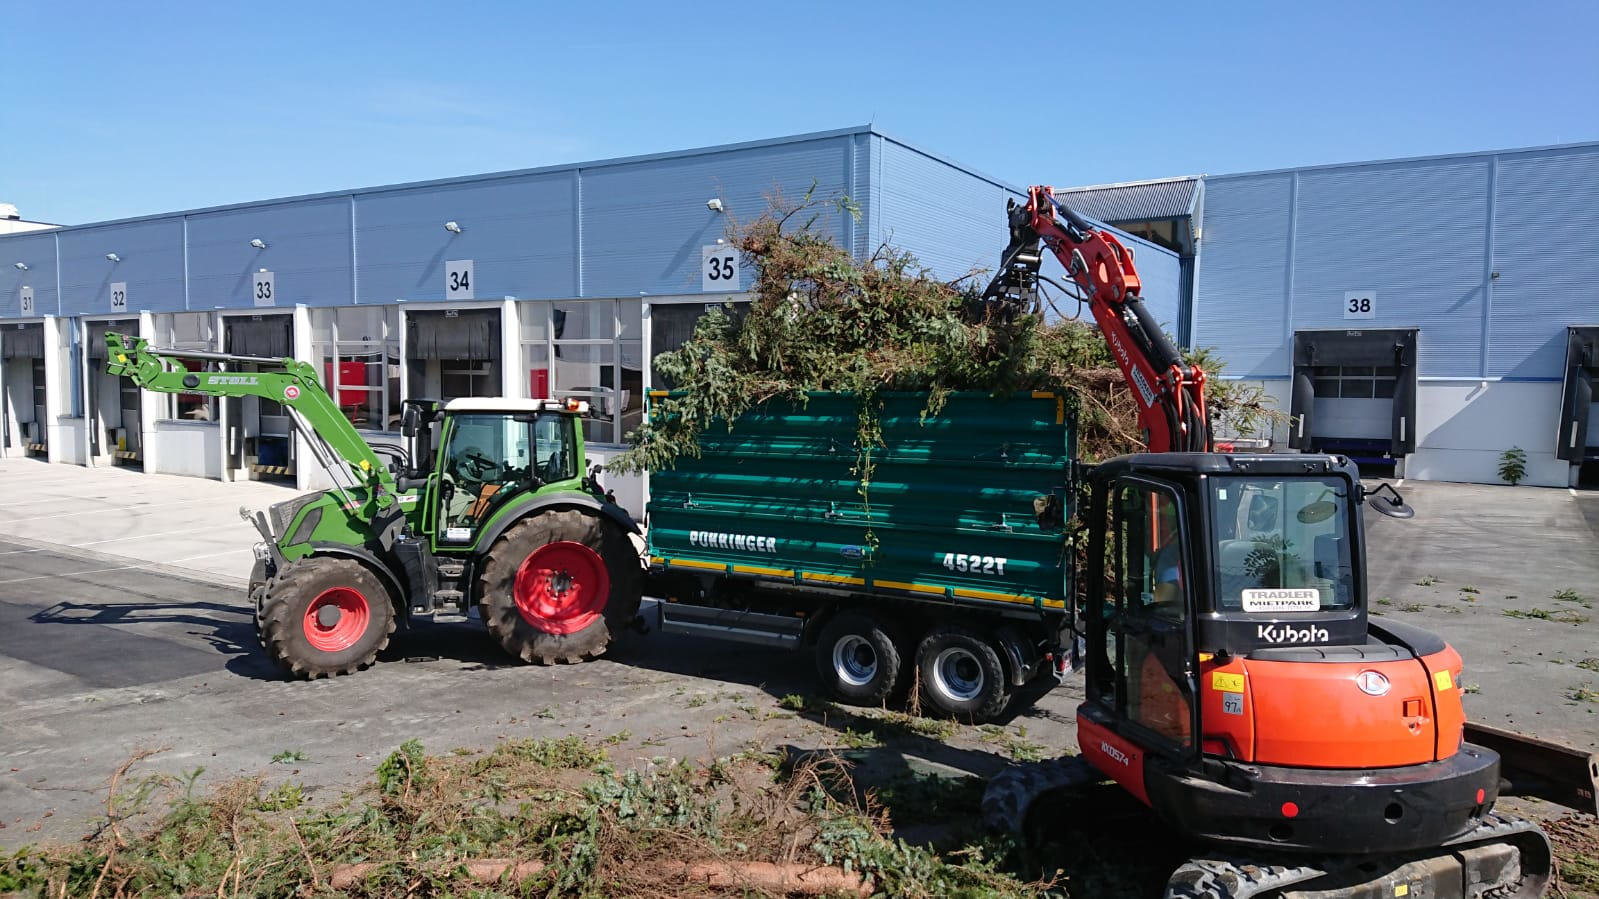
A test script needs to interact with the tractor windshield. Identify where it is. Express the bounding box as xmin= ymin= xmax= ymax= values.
xmin=1208 ymin=476 xmax=1356 ymax=612
xmin=439 ymin=413 xmax=577 ymax=535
